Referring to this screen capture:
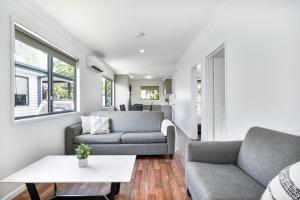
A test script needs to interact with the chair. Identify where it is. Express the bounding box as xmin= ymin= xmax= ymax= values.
xmin=119 ymin=104 xmax=126 ymax=111
xmin=185 ymin=127 xmax=300 ymax=200
xmin=149 ymin=104 xmax=153 ymax=111
xmin=130 ymin=104 xmax=143 ymax=111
